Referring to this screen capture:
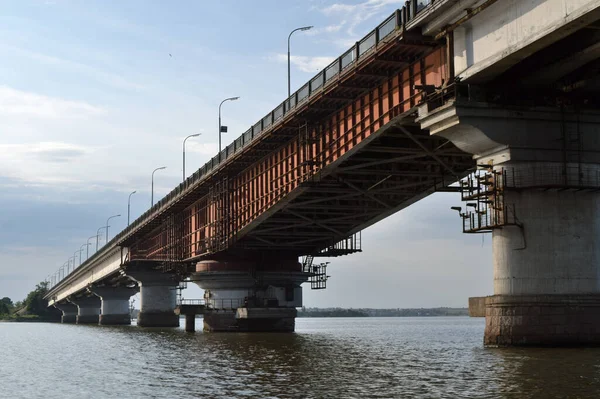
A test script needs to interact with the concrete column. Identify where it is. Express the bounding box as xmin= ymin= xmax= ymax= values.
xmin=126 ymin=270 xmax=179 ymax=327
xmin=69 ymin=296 xmax=101 ymax=324
xmin=192 ymin=259 xmax=308 ymax=332
xmin=419 ymin=102 xmax=600 ymax=346
xmin=90 ymin=286 xmax=138 ymax=325
xmin=54 ymin=303 xmax=78 ymax=324
xmin=185 ymin=314 xmax=195 ymax=333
